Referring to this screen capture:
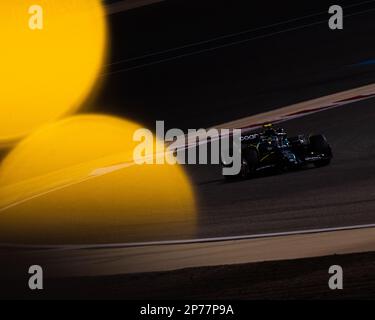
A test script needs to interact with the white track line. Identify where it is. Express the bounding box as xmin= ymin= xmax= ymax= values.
xmin=2 ymin=223 xmax=375 ymax=251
